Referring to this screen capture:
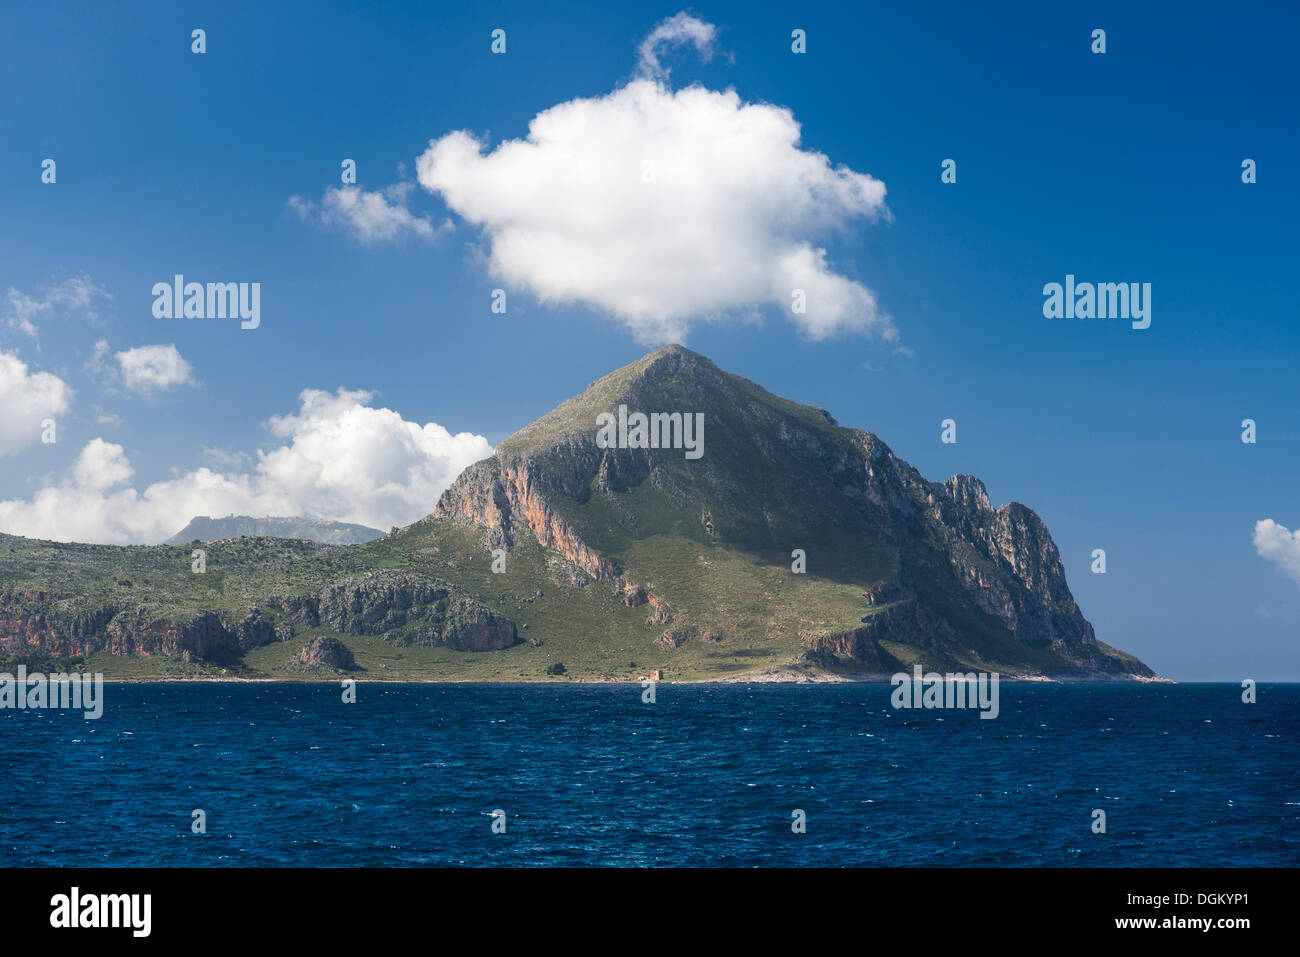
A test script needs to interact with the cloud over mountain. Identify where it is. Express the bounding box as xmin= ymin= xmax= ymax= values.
xmin=417 ymin=16 xmax=891 ymax=344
